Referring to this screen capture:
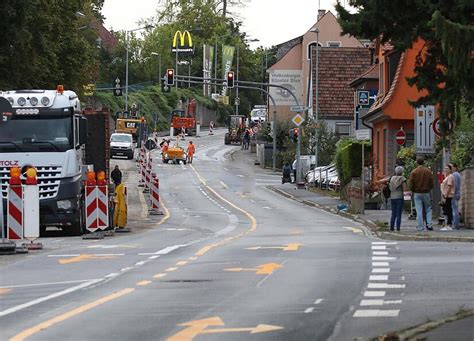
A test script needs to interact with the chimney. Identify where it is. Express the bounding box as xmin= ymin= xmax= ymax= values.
xmin=318 ymin=9 xmax=326 ymax=21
